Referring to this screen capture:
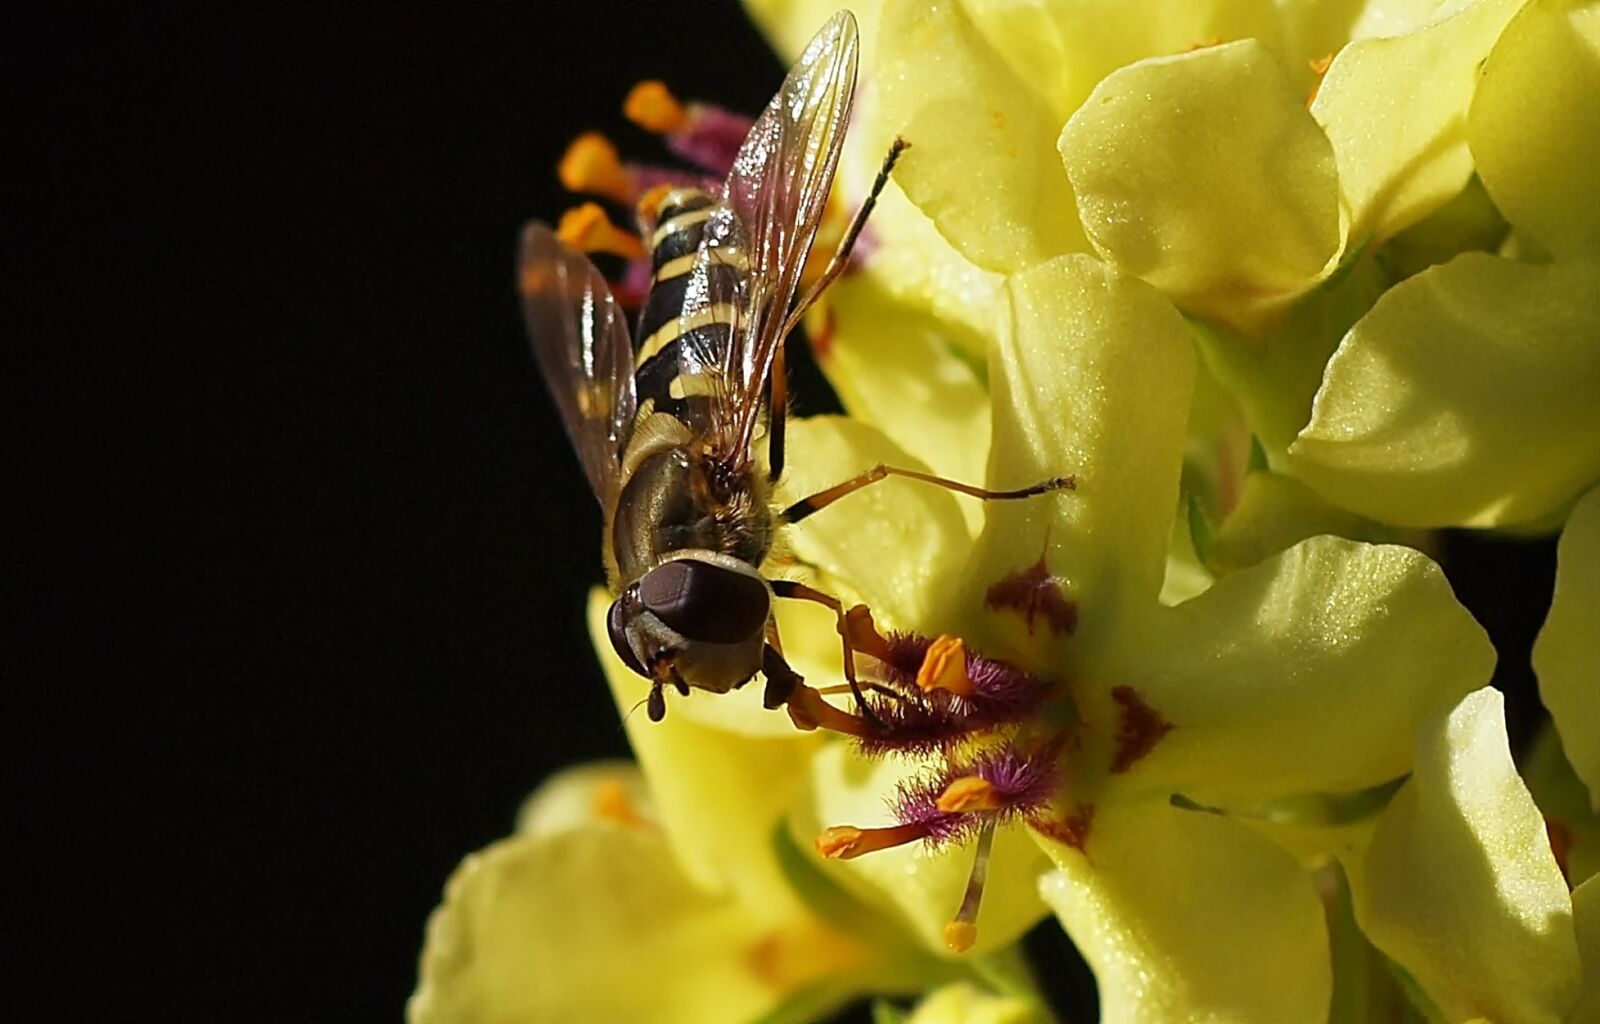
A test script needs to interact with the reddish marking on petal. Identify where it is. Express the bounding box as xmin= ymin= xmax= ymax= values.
xmin=809 ymin=307 xmax=837 ymax=361
xmin=1547 ymin=817 xmax=1574 ymax=886
xmin=1031 ymin=803 xmax=1095 ymax=852
xmin=985 ymin=555 xmax=1078 ymax=636
xmin=1110 ymin=685 xmax=1173 ymax=774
